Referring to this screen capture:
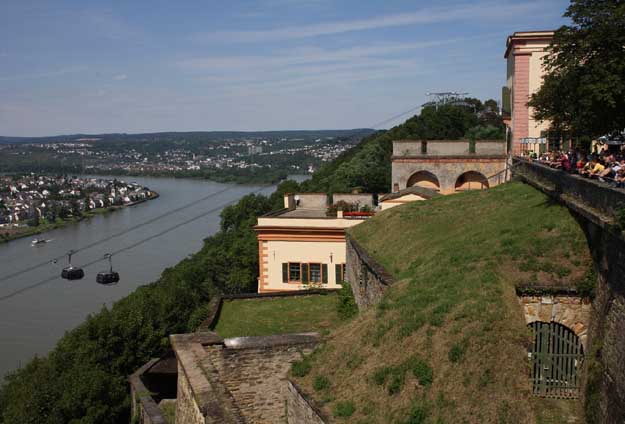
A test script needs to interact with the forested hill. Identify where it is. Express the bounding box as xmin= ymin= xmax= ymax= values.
xmin=301 ymin=99 xmax=503 ymax=194
xmin=0 ymin=129 xmax=374 ymax=145
xmin=0 ymin=99 xmax=501 ymax=424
